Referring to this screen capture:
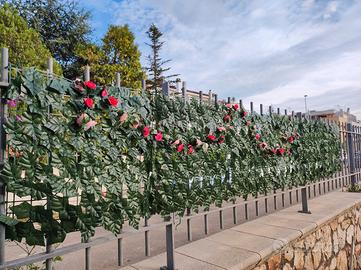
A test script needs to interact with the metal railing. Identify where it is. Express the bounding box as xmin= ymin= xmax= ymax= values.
xmin=0 ymin=47 xmax=361 ymax=270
